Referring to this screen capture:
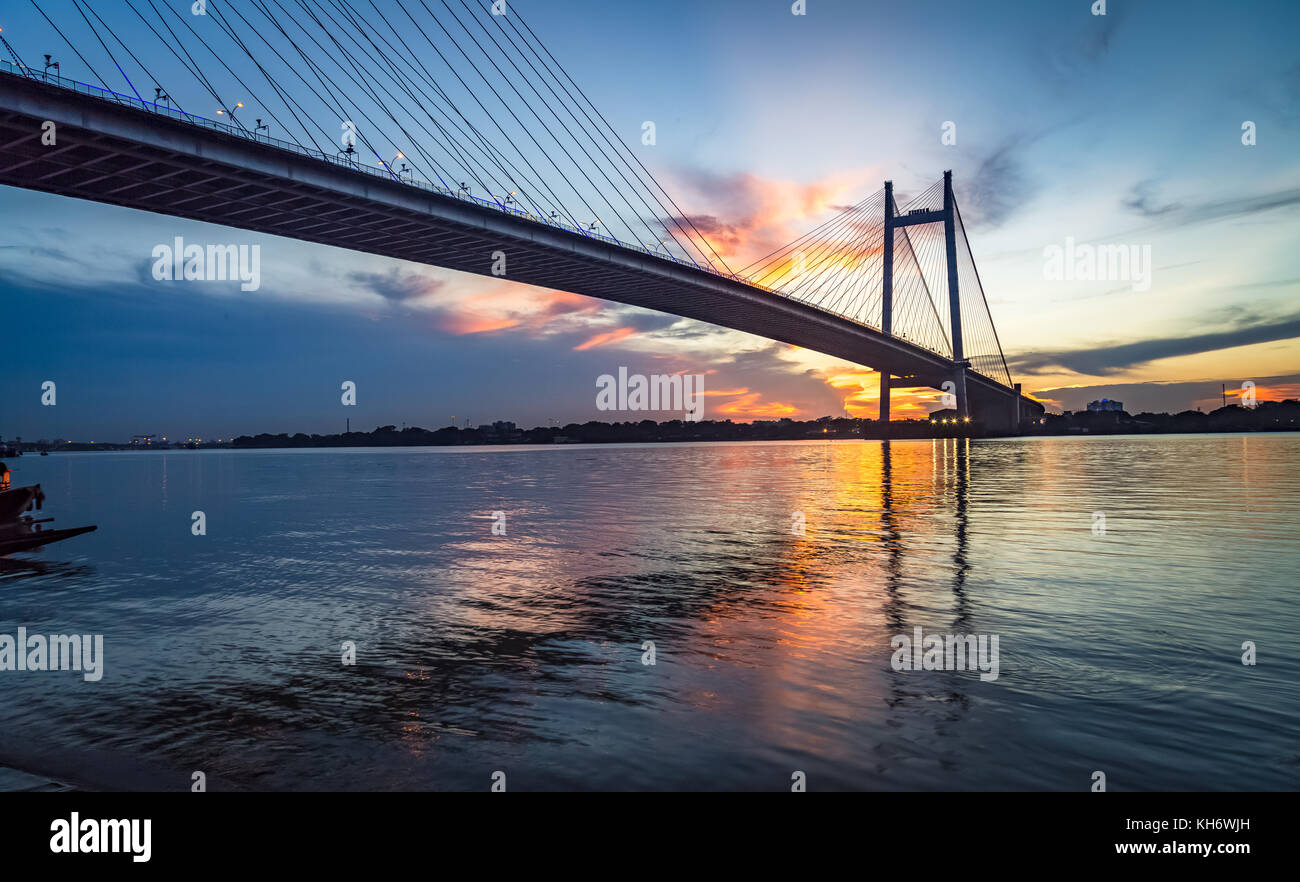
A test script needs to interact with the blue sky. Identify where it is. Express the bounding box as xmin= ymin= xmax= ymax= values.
xmin=1 ymin=0 xmax=1298 ymax=440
